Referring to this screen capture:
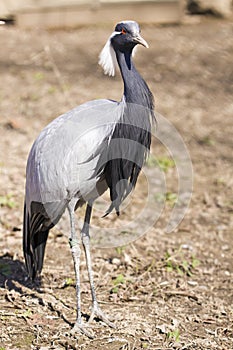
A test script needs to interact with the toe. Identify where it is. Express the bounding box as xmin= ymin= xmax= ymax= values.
xmin=88 ymin=305 xmax=116 ymax=329
xmin=71 ymin=322 xmax=95 ymax=339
